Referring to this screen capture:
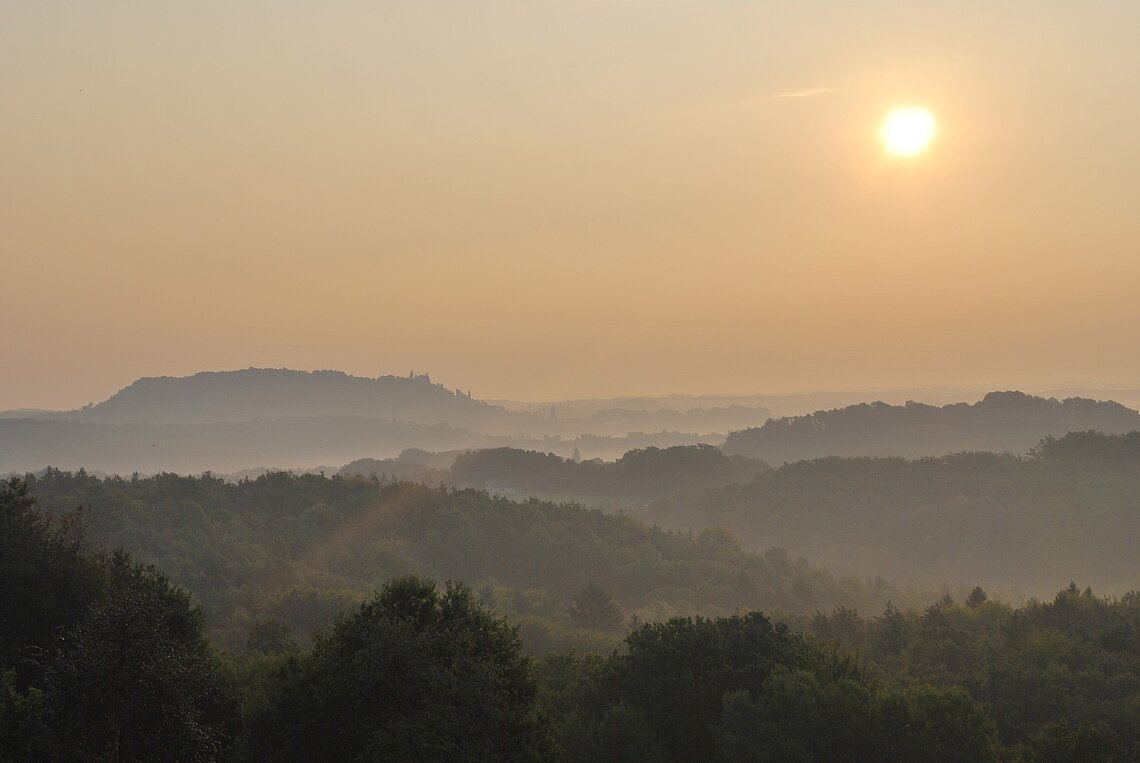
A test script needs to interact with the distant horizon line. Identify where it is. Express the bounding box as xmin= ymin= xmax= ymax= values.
xmin=3 ymin=365 xmax=1138 ymax=415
